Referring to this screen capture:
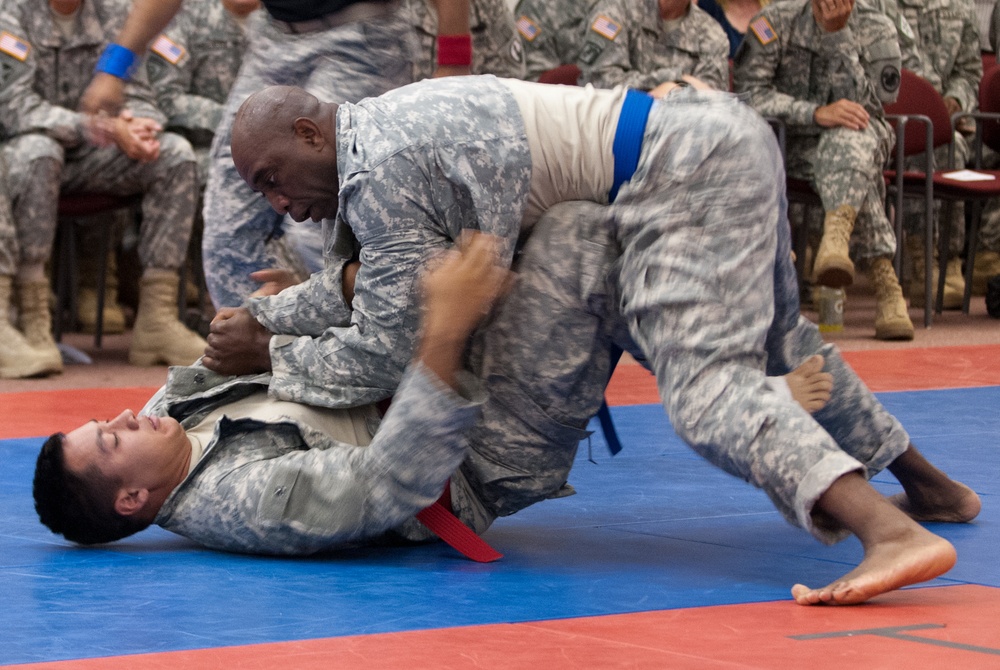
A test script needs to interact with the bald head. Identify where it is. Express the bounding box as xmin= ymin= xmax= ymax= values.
xmin=233 ymin=86 xmax=323 ymax=169
xmin=231 ymin=86 xmax=342 ymax=223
